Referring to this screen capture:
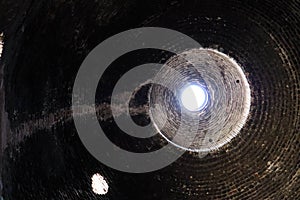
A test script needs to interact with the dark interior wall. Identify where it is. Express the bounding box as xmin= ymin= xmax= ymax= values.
xmin=0 ymin=0 xmax=299 ymax=199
